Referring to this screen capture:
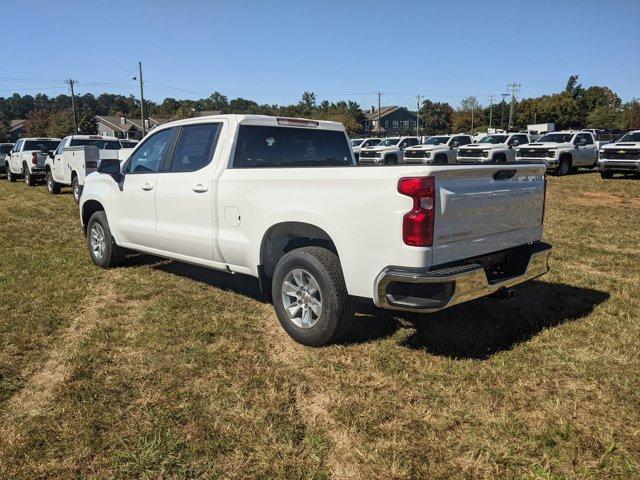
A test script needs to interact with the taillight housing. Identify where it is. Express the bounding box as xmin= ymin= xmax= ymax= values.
xmin=31 ymin=152 xmax=38 ymax=164
xmin=398 ymin=176 xmax=435 ymax=247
